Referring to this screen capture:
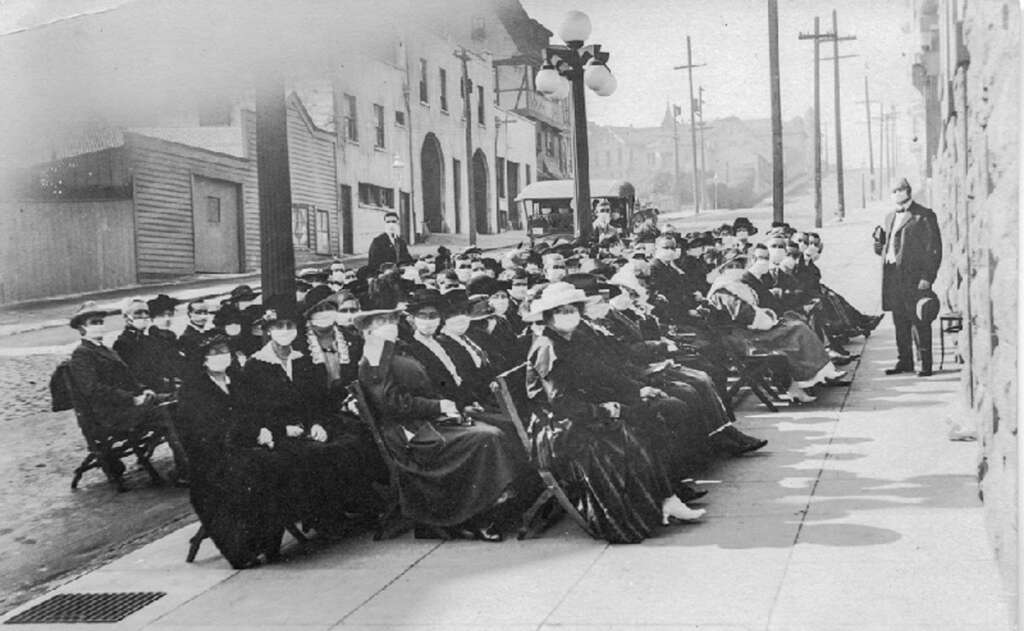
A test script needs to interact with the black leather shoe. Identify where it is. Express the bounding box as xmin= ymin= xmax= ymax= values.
xmin=676 ymin=484 xmax=709 ymax=502
xmin=737 ymin=438 xmax=768 ymax=454
xmin=884 ymin=365 xmax=913 ymax=375
xmin=917 ymin=369 xmax=933 ymax=377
